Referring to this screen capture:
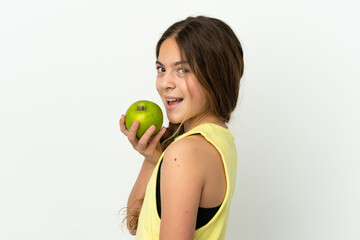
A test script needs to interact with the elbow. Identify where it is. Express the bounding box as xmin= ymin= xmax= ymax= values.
xmin=126 ymin=198 xmax=143 ymax=235
xmin=128 ymin=228 xmax=136 ymax=236
xmin=126 ymin=216 xmax=138 ymax=236
xmin=127 ymin=223 xmax=136 ymax=236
